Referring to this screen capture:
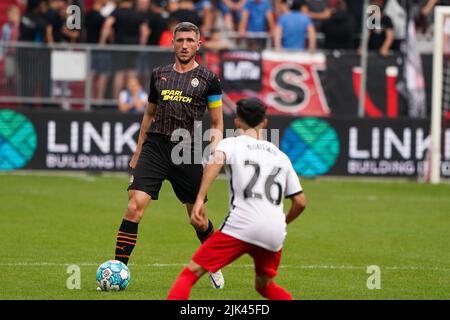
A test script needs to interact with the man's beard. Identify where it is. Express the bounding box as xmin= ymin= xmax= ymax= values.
xmin=176 ymin=52 xmax=196 ymax=65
